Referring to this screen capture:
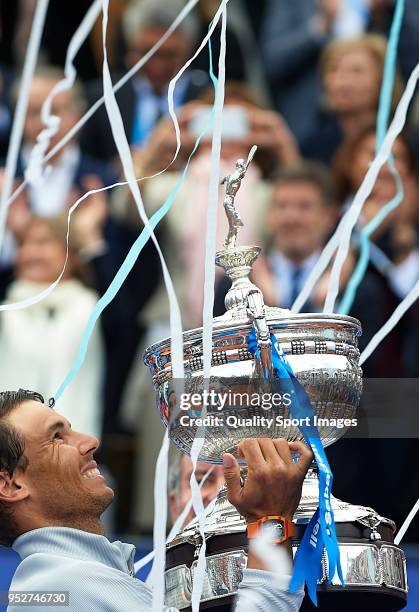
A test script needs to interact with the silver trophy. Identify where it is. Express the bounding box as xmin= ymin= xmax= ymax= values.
xmin=144 ymin=149 xmax=407 ymax=610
